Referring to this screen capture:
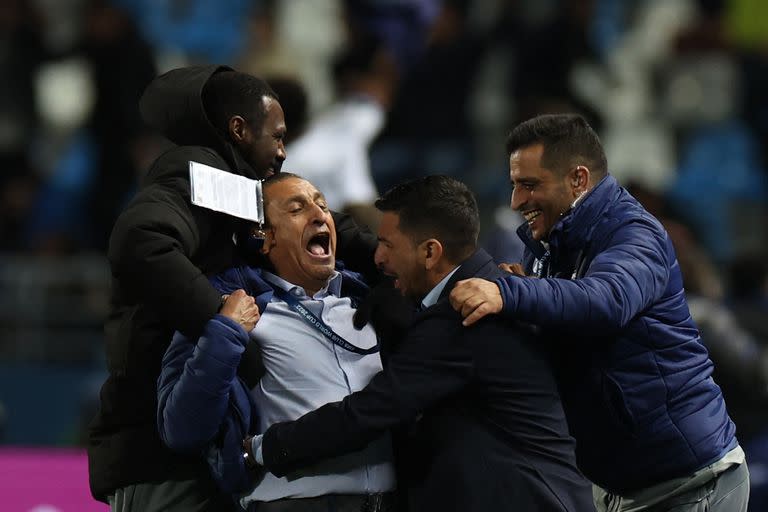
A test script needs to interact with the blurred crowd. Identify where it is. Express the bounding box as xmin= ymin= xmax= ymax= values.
xmin=1 ymin=0 xmax=768 ymax=499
